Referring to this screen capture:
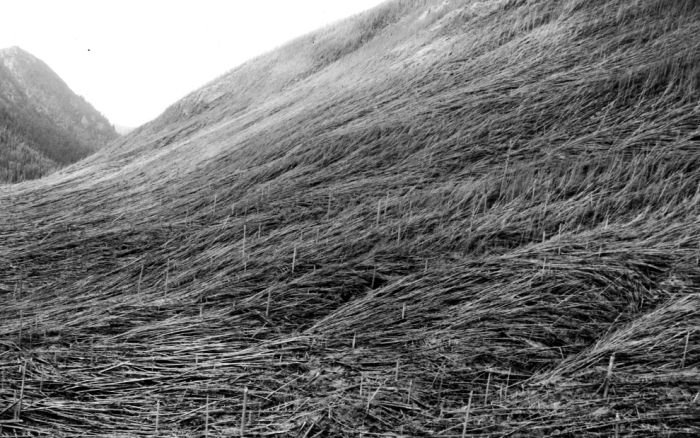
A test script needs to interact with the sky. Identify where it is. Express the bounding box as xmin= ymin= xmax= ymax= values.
xmin=0 ymin=0 xmax=386 ymax=128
